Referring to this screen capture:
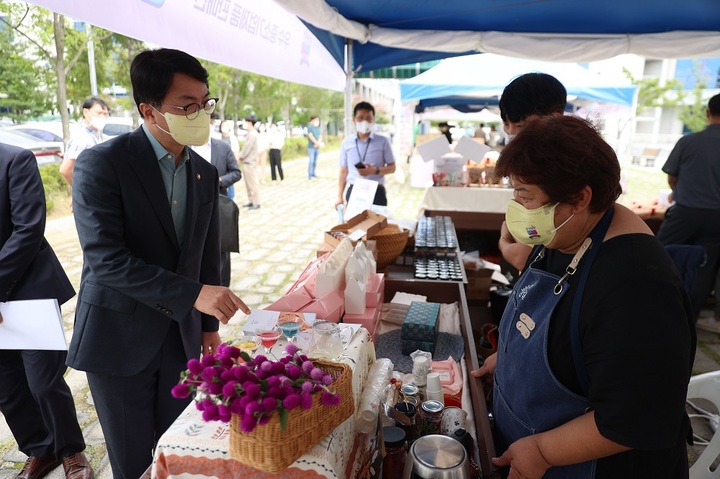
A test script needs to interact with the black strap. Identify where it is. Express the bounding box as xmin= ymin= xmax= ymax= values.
xmin=570 ymin=208 xmax=614 ymax=396
xmin=355 ymin=137 xmax=372 ymax=164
